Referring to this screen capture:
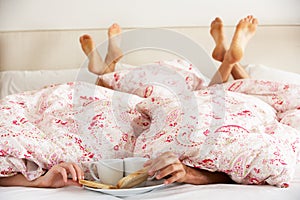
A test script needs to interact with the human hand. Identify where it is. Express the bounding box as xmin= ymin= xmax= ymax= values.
xmin=143 ymin=152 xmax=188 ymax=185
xmin=36 ymin=162 xmax=84 ymax=188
